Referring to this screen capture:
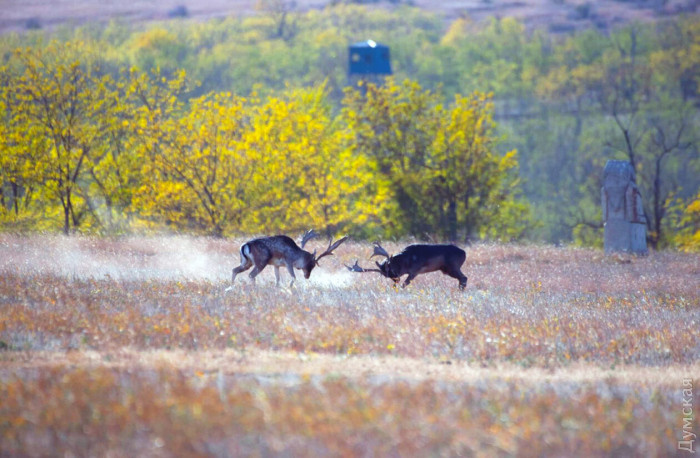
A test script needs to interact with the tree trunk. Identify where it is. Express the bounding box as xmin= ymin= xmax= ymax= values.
xmin=11 ymin=182 xmax=20 ymax=215
xmin=62 ymin=198 xmax=70 ymax=235
xmin=650 ymin=156 xmax=664 ymax=250
xmin=447 ymin=199 xmax=457 ymax=242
